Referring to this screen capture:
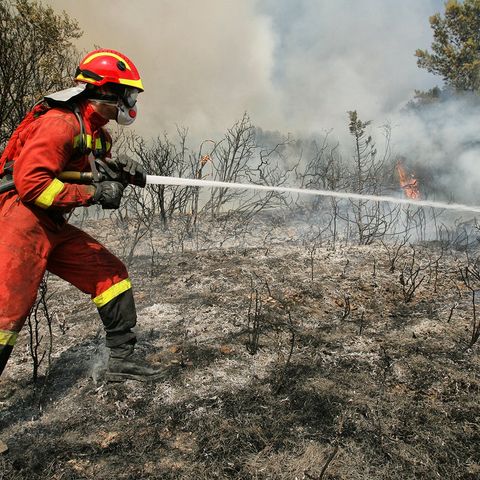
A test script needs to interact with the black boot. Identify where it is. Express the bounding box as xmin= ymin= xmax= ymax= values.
xmin=106 ymin=341 xmax=164 ymax=382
